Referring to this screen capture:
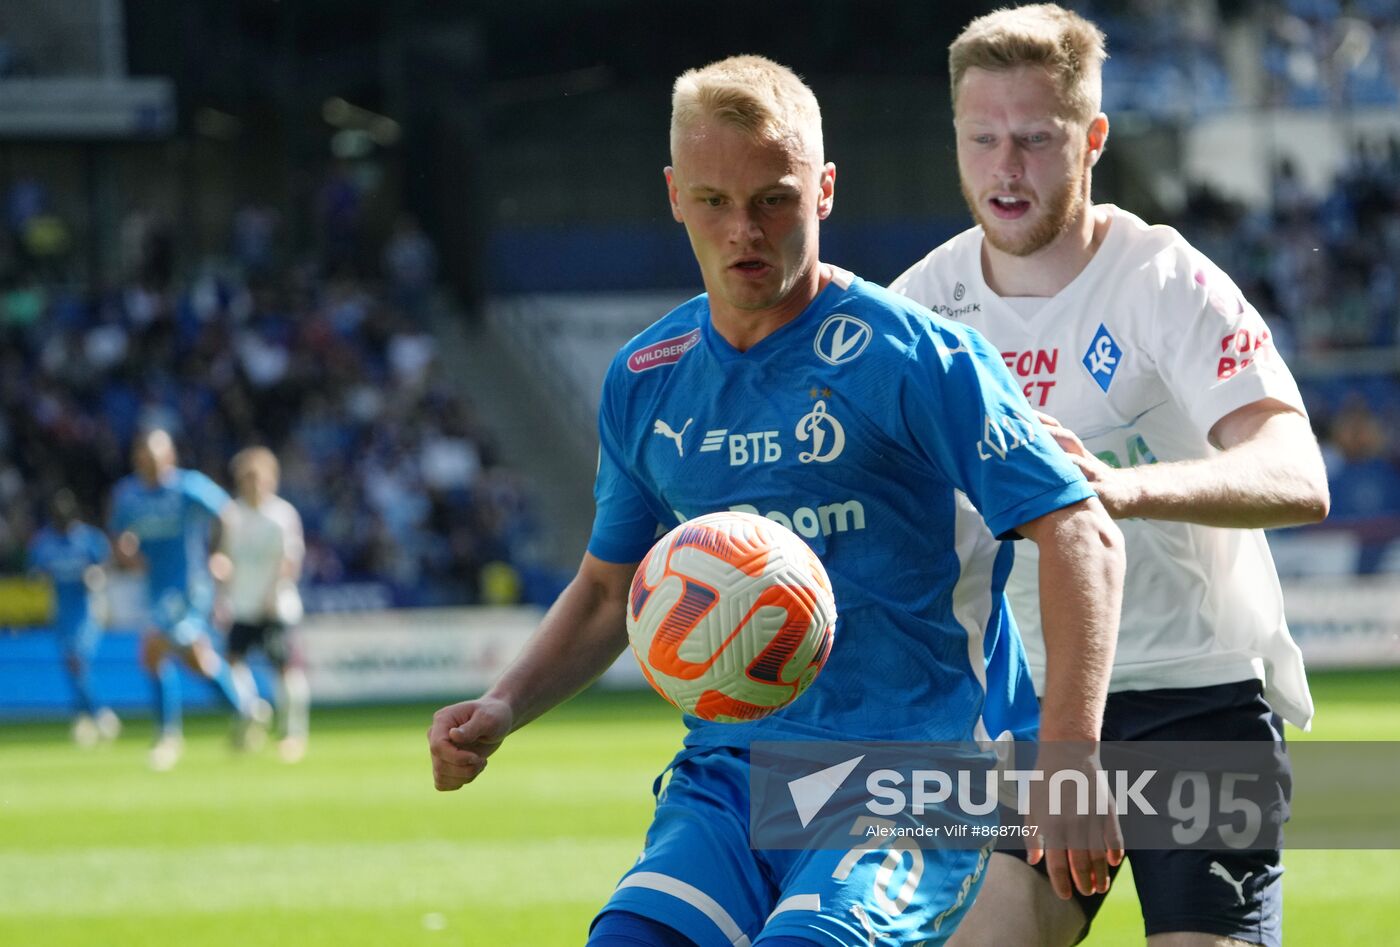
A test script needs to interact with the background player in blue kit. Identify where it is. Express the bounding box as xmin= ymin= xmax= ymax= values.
xmin=429 ymin=55 xmax=1126 ymax=946
xmin=110 ymin=428 xmax=264 ymax=771
xmin=27 ymin=489 xmax=118 ymax=747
